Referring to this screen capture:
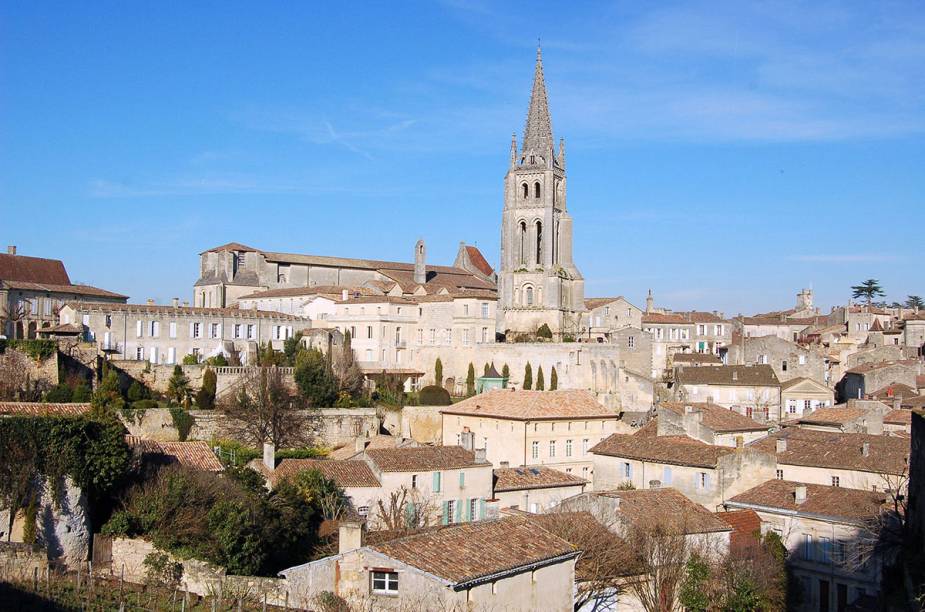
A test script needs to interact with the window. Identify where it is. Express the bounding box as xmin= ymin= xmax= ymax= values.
xmin=481 ymin=327 xmax=488 ymax=343
xmin=430 ymin=328 xmax=436 ymax=343
xmin=535 ymin=221 xmax=542 ymax=264
xmin=459 ymin=471 xmax=466 ymax=488
xmin=663 ymin=466 xmax=673 ymax=484
xmin=149 ymin=321 xmax=159 ymax=337
xmin=758 ymin=354 xmax=768 ymax=364
xmin=233 ymin=324 xmax=242 ymax=339
xmin=411 ymin=475 xmax=417 ymax=489
xmin=834 ymin=540 xmax=847 ymax=566
xmin=481 ymin=303 xmax=489 ymax=318
xmin=565 ymin=439 xmax=572 ymax=457
xmin=365 ymin=349 xmax=373 ymax=361
xmin=781 ymin=360 xmax=788 ymax=371
xmin=776 ymin=469 xmax=784 ymax=480
xmin=582 ymin=466 xmax=589 ymax=478
xmin=246 ymin=324 xmax=255 ymax=339
xmin=463 ymin=328 xmax=470 ymax=345
xmin=549 ymin=441 xmax=556 ymax=457
xmin=802 ymin=534 xmax=814 ymax=561
xmin=582 ymin=439 xmax=589 ymax=455
xmin=697 ymin=324 xmax=706 ymax=335
xmin=357 ymin=506 xmax=369 ymax=517
xmin=136 ymin=346 xmax=144 ymax=360
xmin=210 ymin=323 xmax=220 ymax=338
xmin=105 ymin=314 xmax=112 ymax=328
xmin=526 ymin=286 xmax=534 ymax=306
xmin=819 ymin=537 xmax=832 ymax=564
xmin=696 ymin=472 xmax=709 ymax=489
xmin=447 ymin=500 xmax=457 ymax=524
xmin=371 ymin=570 xmax=398 ymax=595
xmin=788 ymin=400 xmax=797 ymax=414
xmin=522 ymin=183 xmax=528 ymax=199
xmin=622 ymin=462 xmax=632 ymax=479
xmin=192 ymin=322 xmax=202 ymax=338
xmin=627 ymin=335 xmax=635 ymax=349
xmin=715 ymin=324 xmax=724 ymax=336
xmin=534 ymin=181 xmax=541 ymax=198
xmin=831 ymin=476 xmax=840 ymax=487
xmin=798 ymin=354 xmax=806 ymax=365
xmin=531 ymin=441 xmax=539 ymax=459
xmin=136 ymin=320 xmax=143 ymax=338
xmin=469 ymin=498 xmax=478 ymax=521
